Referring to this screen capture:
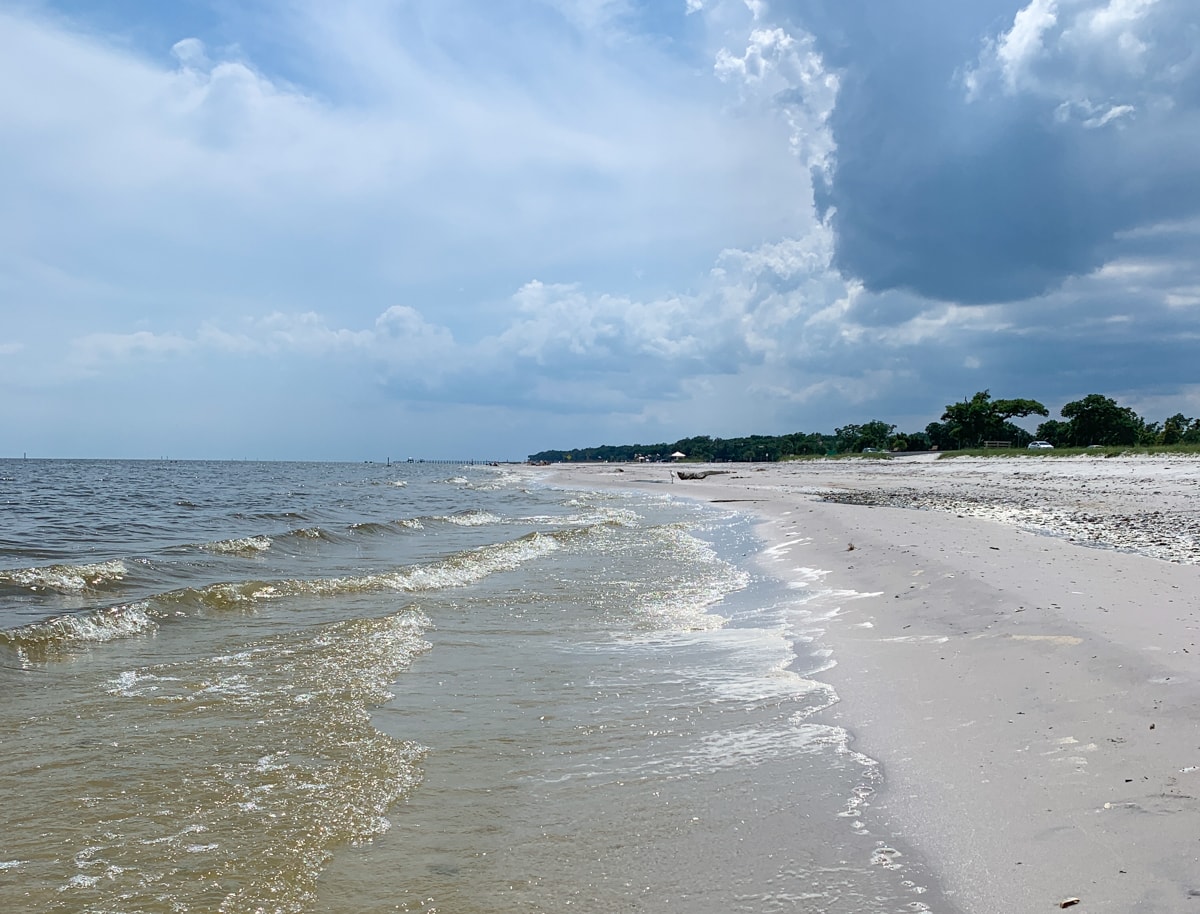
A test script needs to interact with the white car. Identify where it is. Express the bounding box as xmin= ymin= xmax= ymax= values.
xmin=1027 ymin=440 xmax=1054 ymax=449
